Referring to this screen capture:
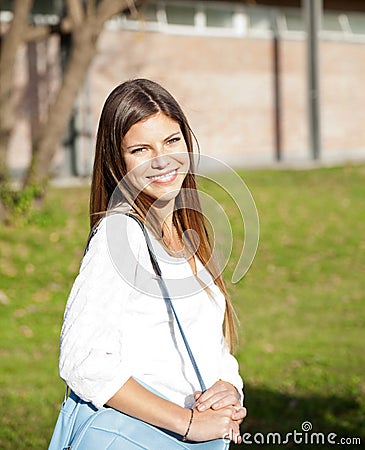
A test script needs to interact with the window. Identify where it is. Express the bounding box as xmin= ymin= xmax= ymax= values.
xmin=248 ymin=10 xmax=271 ymax=32
xmin=165 ymin=4 xmax=195 ymax=26
xmin=322 ymin=12 xmax=343 ymax=32
xmin=347 ymin=12 xmax=365 ymax=34
xmin=103 ymin=0 xmax=365 ymax=43
xmin=285 ymin=9 xmax=305 ymax=32
xmin=206 ymin=7 xmax=233 ymax=28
